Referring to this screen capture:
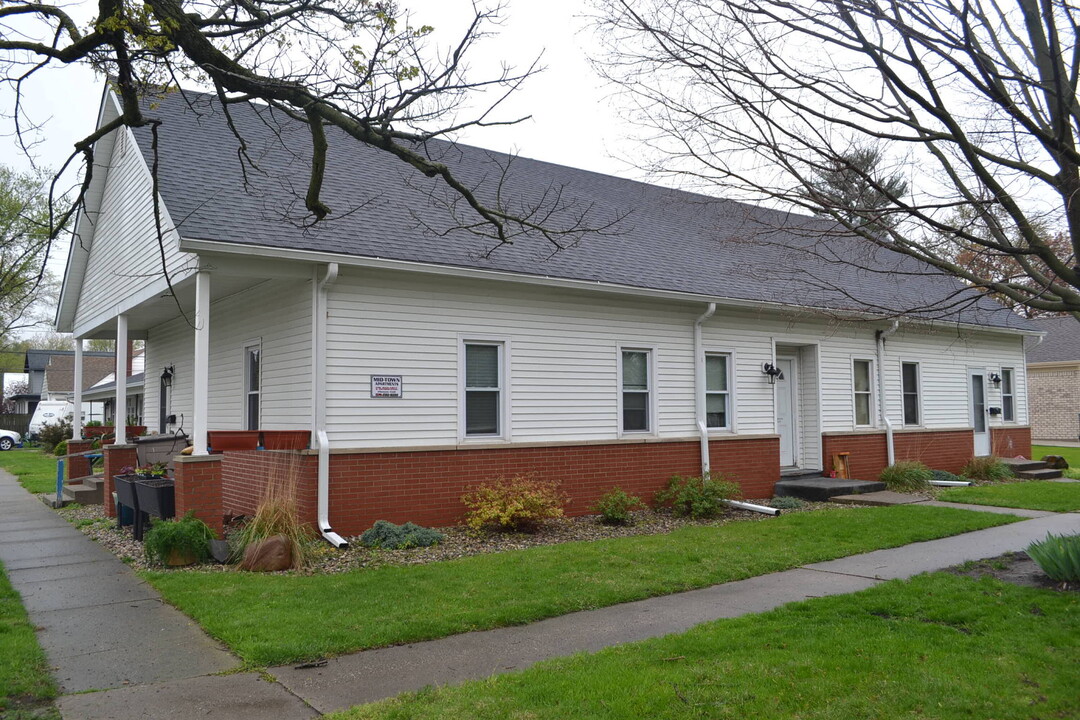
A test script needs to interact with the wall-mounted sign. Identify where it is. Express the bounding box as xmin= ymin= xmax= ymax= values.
xmin=371 ymin=375 xmax=403 ymax=398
